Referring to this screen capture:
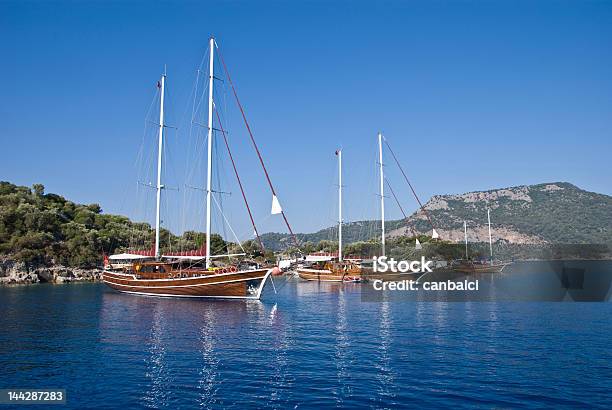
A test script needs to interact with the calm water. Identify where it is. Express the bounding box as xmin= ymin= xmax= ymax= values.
xmin=1 ymin=278 xmax=611 ymax=409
